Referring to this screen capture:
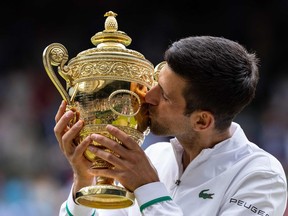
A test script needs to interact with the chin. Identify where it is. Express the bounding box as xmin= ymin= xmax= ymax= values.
xmin=149 ymin=123 xmax=161 ymax=135
xmin=137 ymin=116 xmax=150 ymax=133
xmin=149 ymin=121 xmax=171 ymax=136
